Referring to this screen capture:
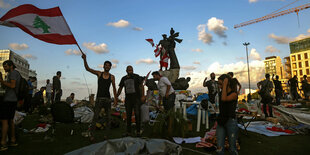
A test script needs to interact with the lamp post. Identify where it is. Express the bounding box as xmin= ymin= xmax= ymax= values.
xmin=243 ymin=42 xmax=251 ymax=101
